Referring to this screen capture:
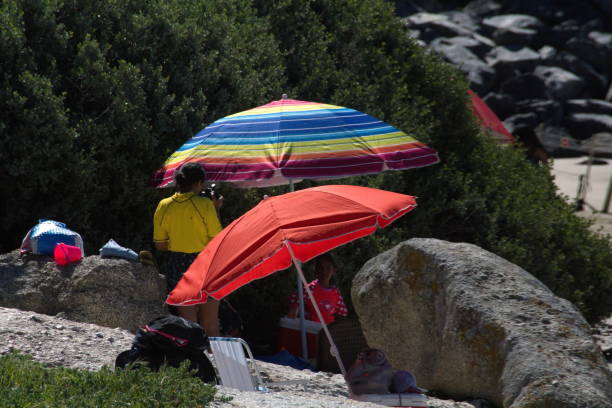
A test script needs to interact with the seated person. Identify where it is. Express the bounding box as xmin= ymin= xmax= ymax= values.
xmin=288 ymin=253 xmax=348 ymax=324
